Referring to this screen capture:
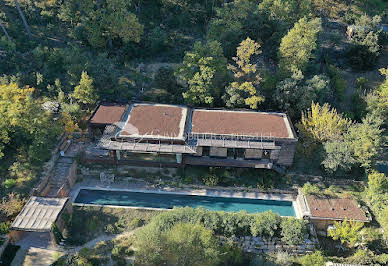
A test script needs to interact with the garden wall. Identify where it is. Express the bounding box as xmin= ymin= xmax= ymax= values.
xmin=221 ymin=235 xmax=316 ymax=255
